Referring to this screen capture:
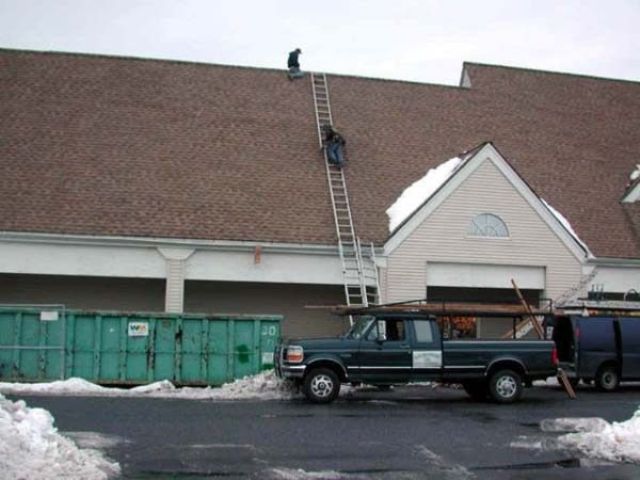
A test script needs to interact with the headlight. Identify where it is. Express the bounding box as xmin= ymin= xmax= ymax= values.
xmin=286 ymin=345 xmax=304 ymax=363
